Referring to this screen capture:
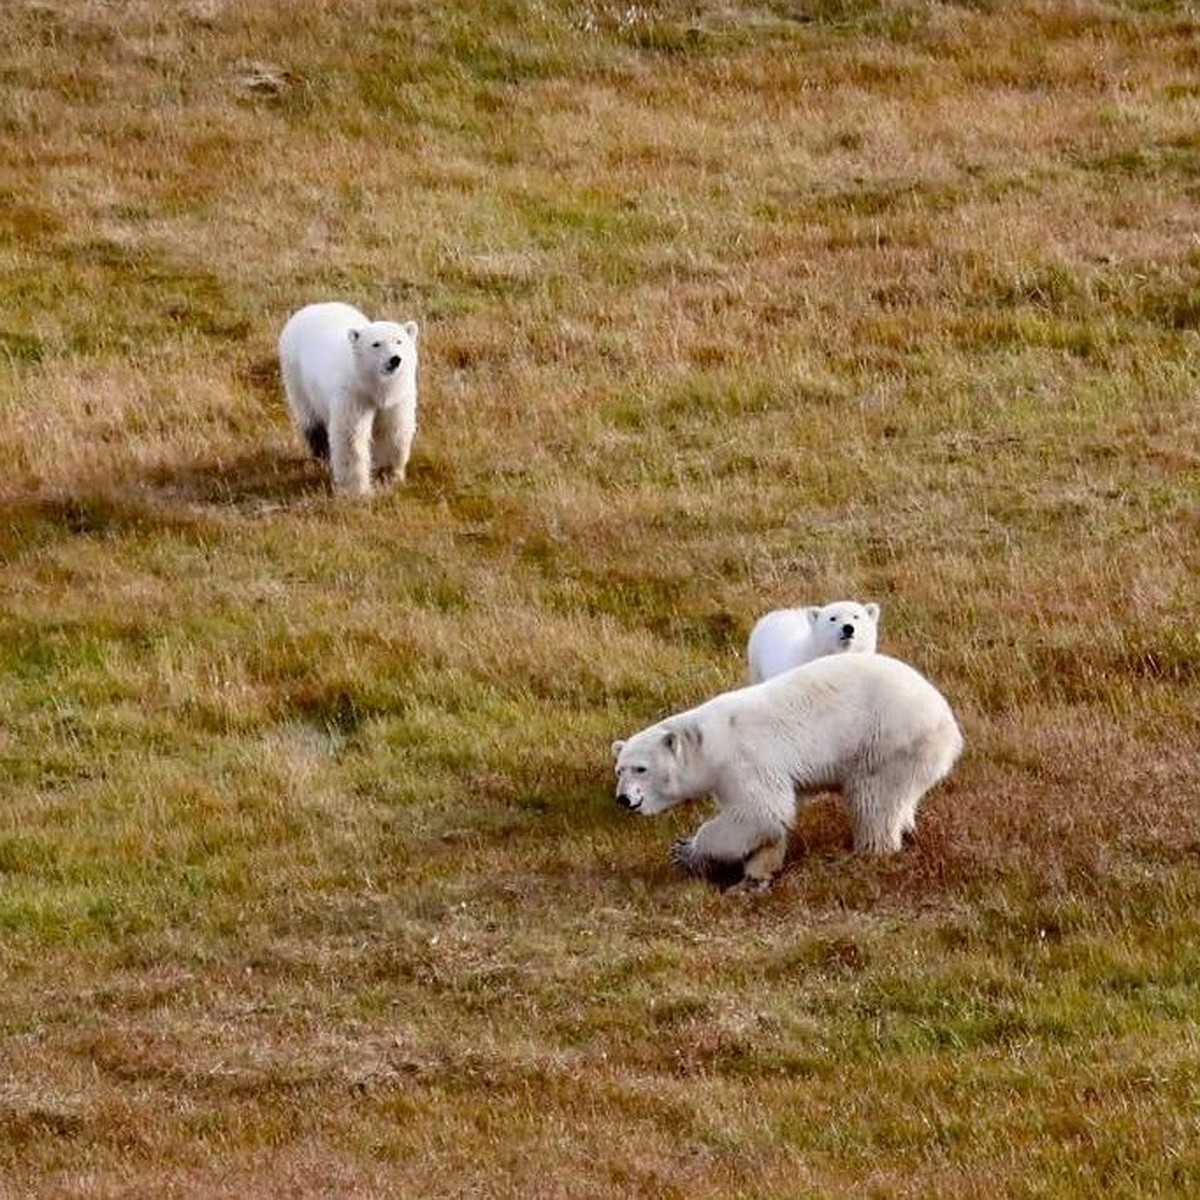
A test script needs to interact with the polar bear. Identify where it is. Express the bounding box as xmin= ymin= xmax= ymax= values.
xmin=746 ymin=599 xmax=880 ymax=684
xmin=278 ymin=301 xmax=419 ymax=497
xmin=612 ymin=653 xmax=962 ymax=890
